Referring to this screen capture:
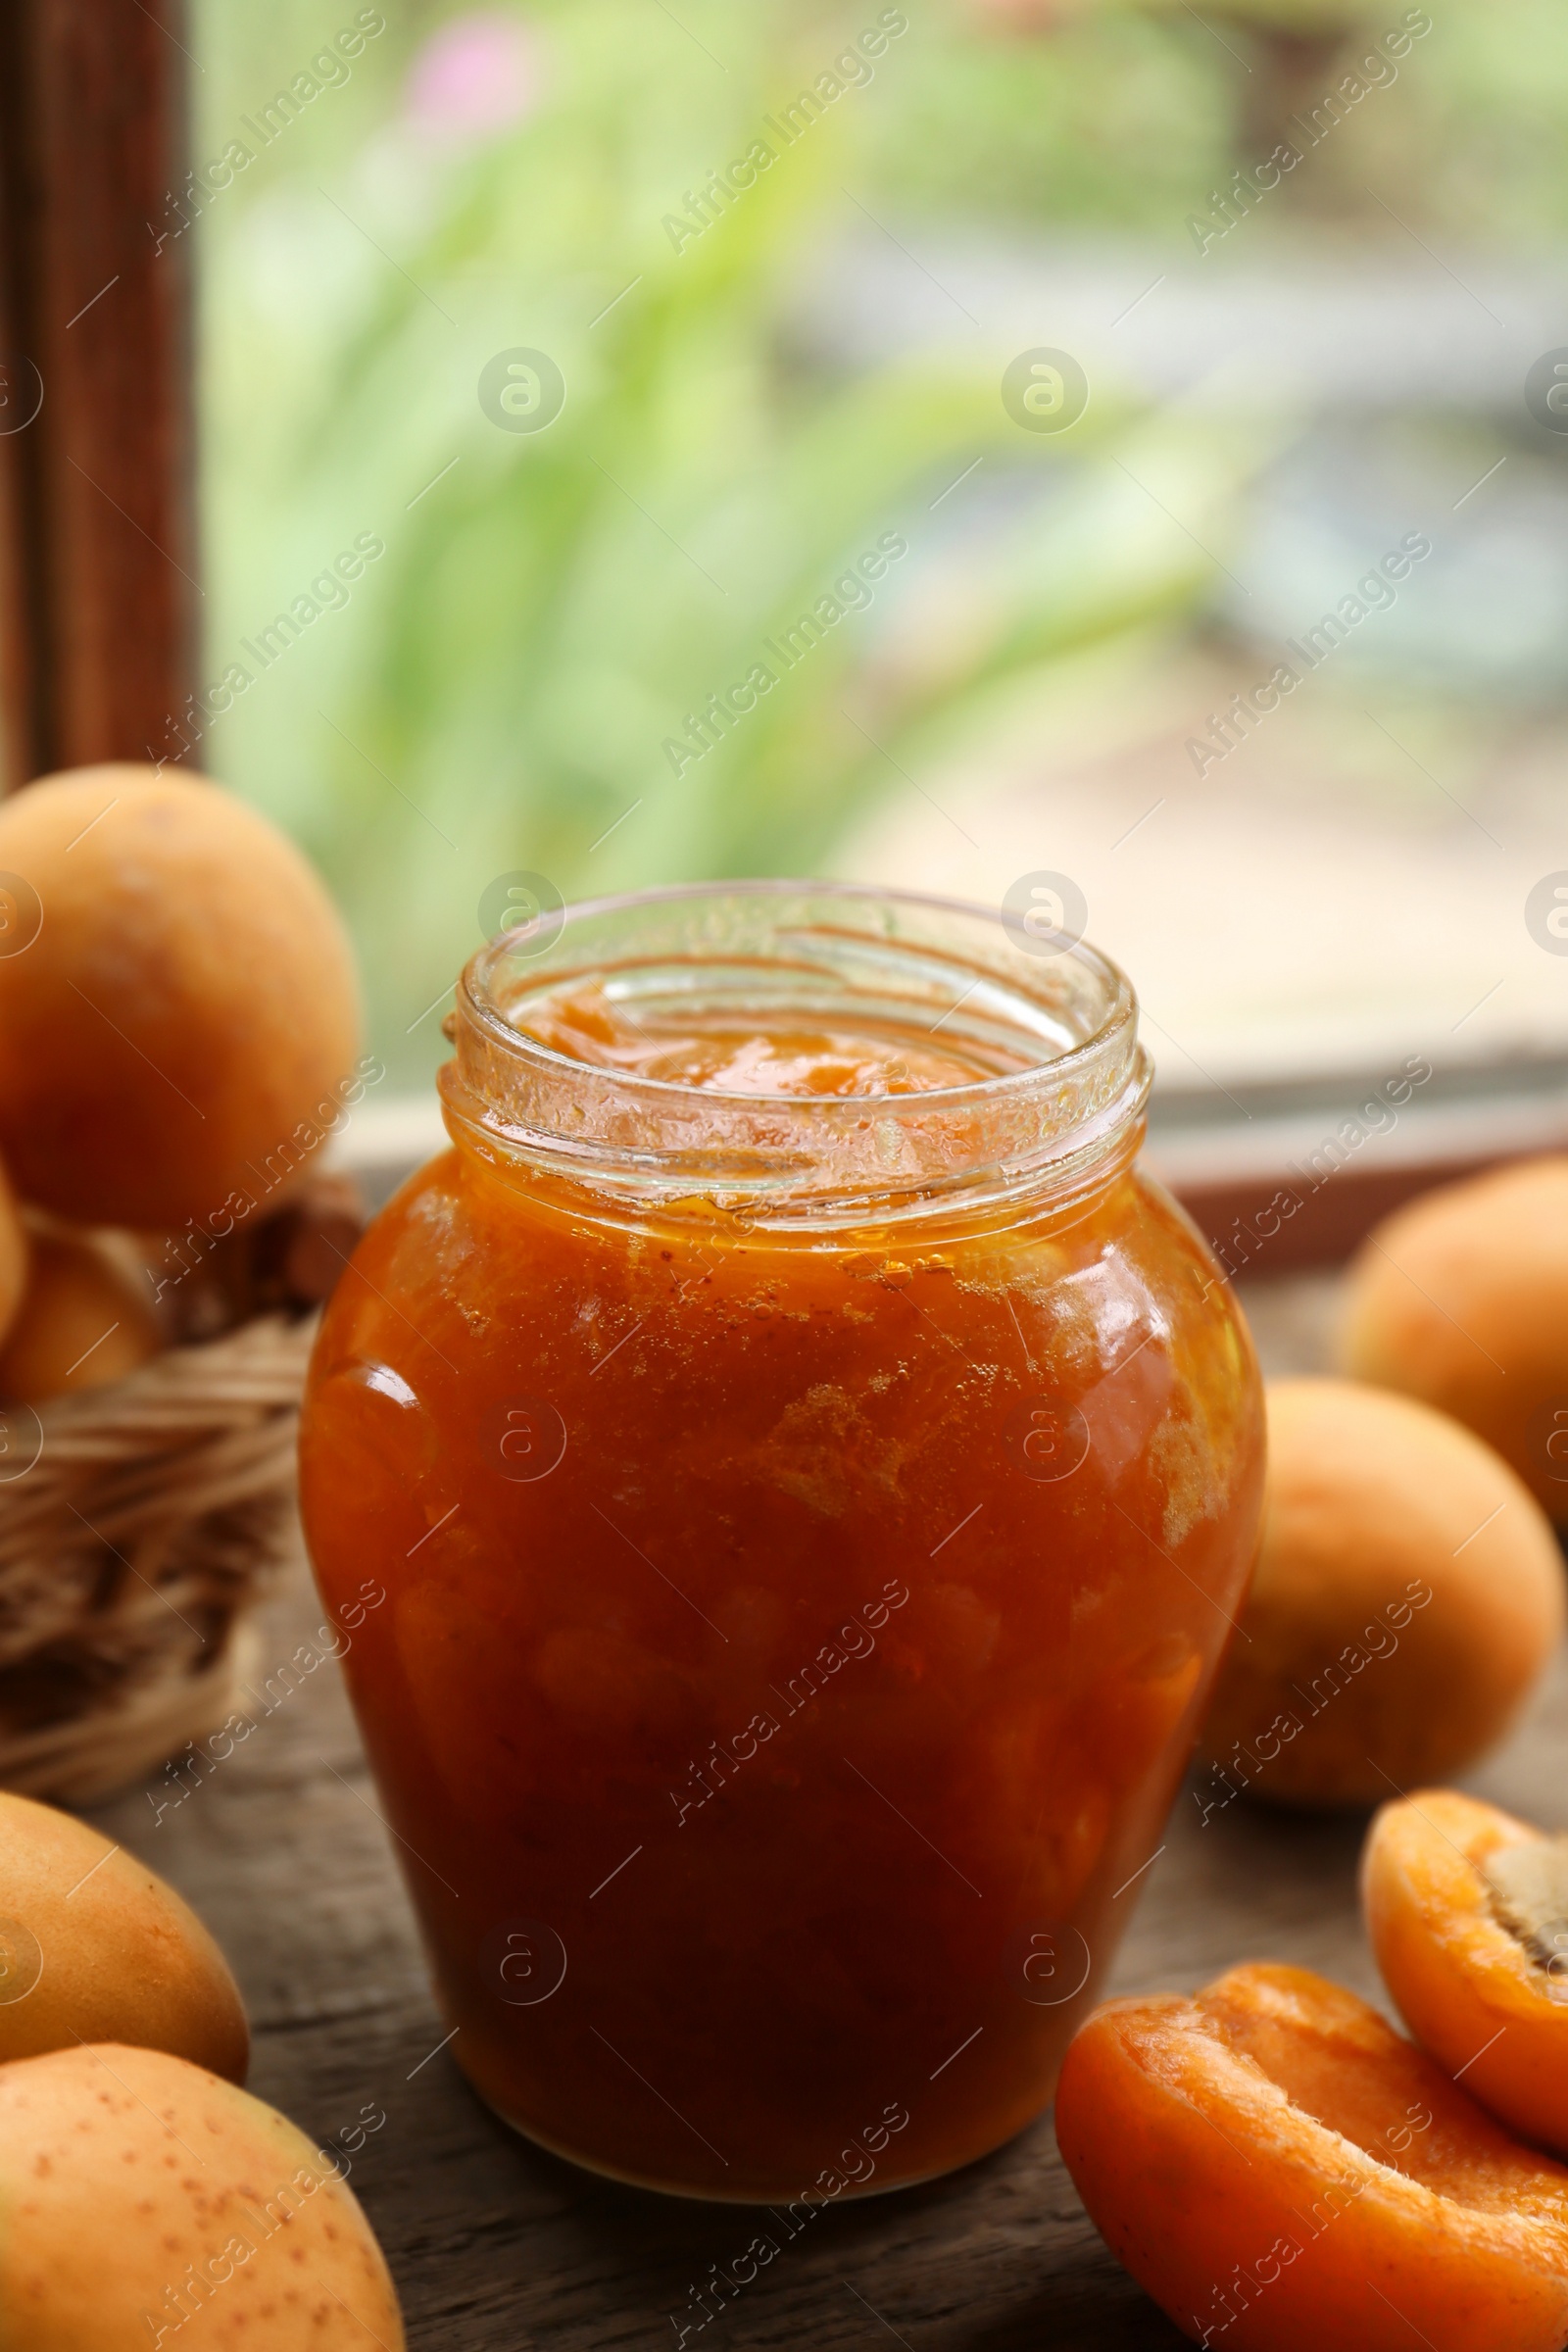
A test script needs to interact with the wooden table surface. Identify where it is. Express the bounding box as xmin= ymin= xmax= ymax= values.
xmin=84 ymin=1270 xmax=1568 ymax=2351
